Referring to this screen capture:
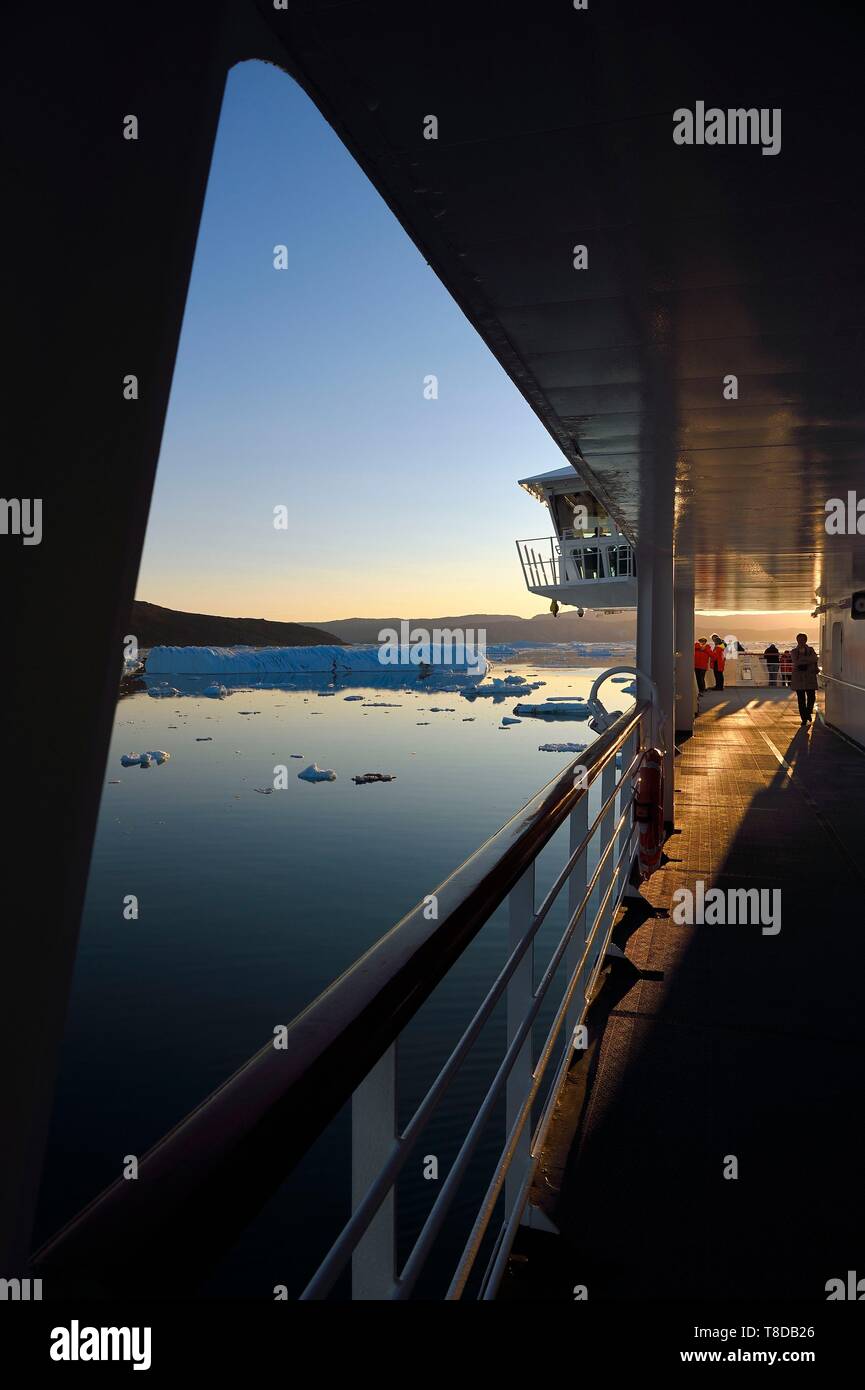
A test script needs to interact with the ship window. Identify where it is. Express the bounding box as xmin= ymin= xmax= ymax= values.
xmin=609 ymin=544 xmax=631 ymax=577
